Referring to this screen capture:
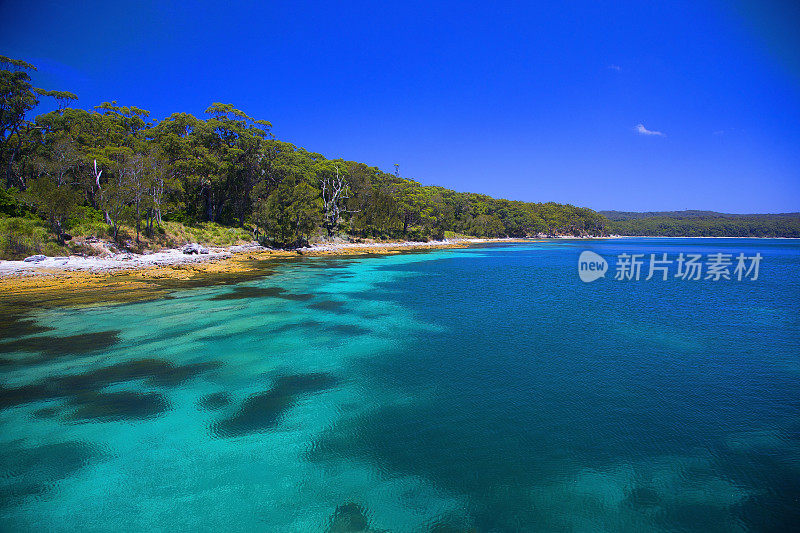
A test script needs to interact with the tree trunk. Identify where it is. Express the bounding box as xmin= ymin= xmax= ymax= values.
xmin=54 ymin=218 xmax=65 ymax=245
xmin=204 ymin=188 xmax=214 ymax=221
xmin=135 ymin=201 xmax=140 ymax=244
